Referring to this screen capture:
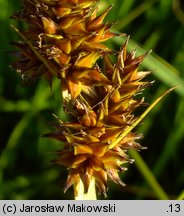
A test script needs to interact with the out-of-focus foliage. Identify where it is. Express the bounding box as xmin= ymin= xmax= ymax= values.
xmin=0 ymin=0 xmax=184 ymax=199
